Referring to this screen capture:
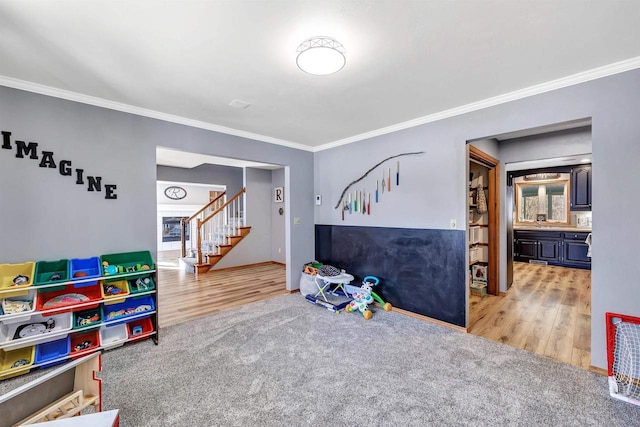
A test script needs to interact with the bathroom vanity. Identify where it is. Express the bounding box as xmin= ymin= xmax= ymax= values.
xmin=514 ymin=226 xmax=591 ymax=269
